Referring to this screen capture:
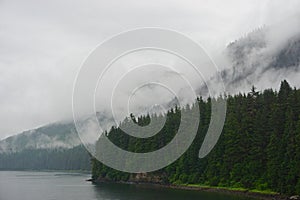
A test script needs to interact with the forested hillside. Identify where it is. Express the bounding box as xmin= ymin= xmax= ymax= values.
xmin=0 ymin=145 xmax=90 ymax=171
xmin=0 ymin=122 xmax=80 ymax=153
xmin=91 ymin=80 xmax=300 ymax=195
